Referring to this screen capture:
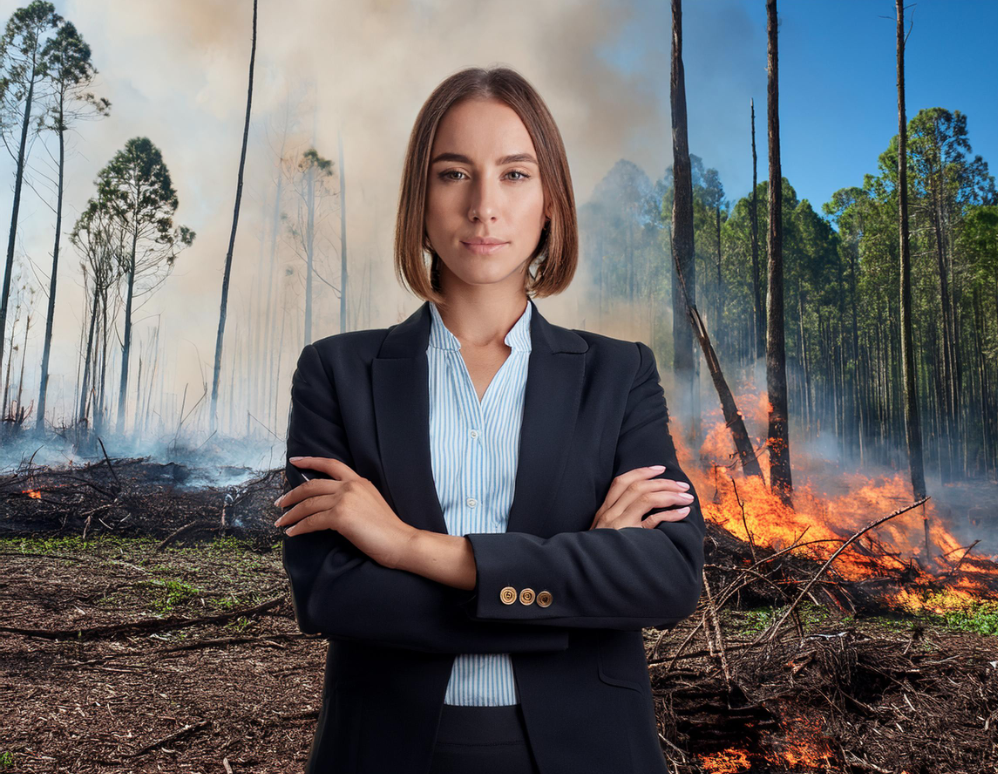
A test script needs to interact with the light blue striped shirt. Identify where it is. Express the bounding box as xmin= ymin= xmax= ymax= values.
xmin=427 ymin=298 xmax=533 ymax=706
